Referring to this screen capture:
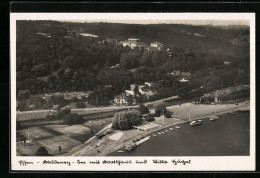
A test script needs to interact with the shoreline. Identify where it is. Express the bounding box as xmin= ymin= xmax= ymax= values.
xmin=68 ymin=101 xmax=249 ymax=156
xmin=104 ymin=105 xmax=249 ymax=156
